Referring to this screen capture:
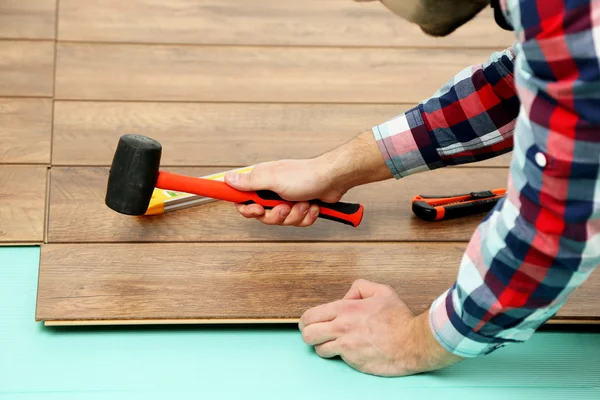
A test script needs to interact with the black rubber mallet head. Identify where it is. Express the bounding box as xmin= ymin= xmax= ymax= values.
xmin=105 ymin=134 xmax=365 ymax=227
xmin=105 ymin=134 xmax=163 ymax=215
